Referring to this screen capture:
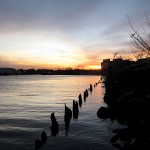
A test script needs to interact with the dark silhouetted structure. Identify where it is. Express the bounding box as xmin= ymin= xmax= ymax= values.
xmin=35 ymin=131 xmax=47 ymax=150
xmin=0 ymin=68 xmax=17 ymax=75
xmin=35 ymin=140 xmax=43 ymax=150
xmin=73 ymin=100 xmax=79 ymax=119
xmin=90 ymin=84 xmax=93 ymax=92
xmin=98 ymin=58 xmax=150 ymax=150
xmin=83 ymin=89 xmax=88 ymax=101
xmin=78 ymin=94 xmax=82 ymax=107
xmin=50 ymin=113 xmax=59 ymax=136
xmin=83 ymin=91 xmax=86 ymax=101
xmin=64 ymin=104 xmax=72 ymax=128
xmin=41 ymin=131 xmax=47 ymax=144
xmin=85 ymin=89 xmax=88 ymax=97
